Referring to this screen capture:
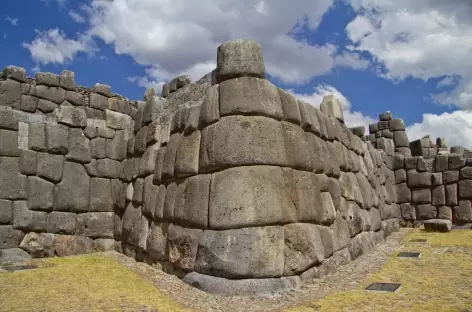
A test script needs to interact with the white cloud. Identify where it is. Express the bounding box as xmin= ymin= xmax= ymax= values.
xmin=289 ymin=84 xmax=376 ymax=133
xmin=406 ymin=110 xmax=472 ymax=149
xmin=69 ymin=10 xmax=86 ymax=23
xmin=5 ymin=16 xmax=19 ymax=26
xmin=78 ymin=0 xmax=367 ymax=87
xmin=22 ymin=28 xmax=97 ymax=65
xmin=345 ymin=0 xmax=472 ymax=109
xmin=40 ymin=0 xmax=67 ymax=6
